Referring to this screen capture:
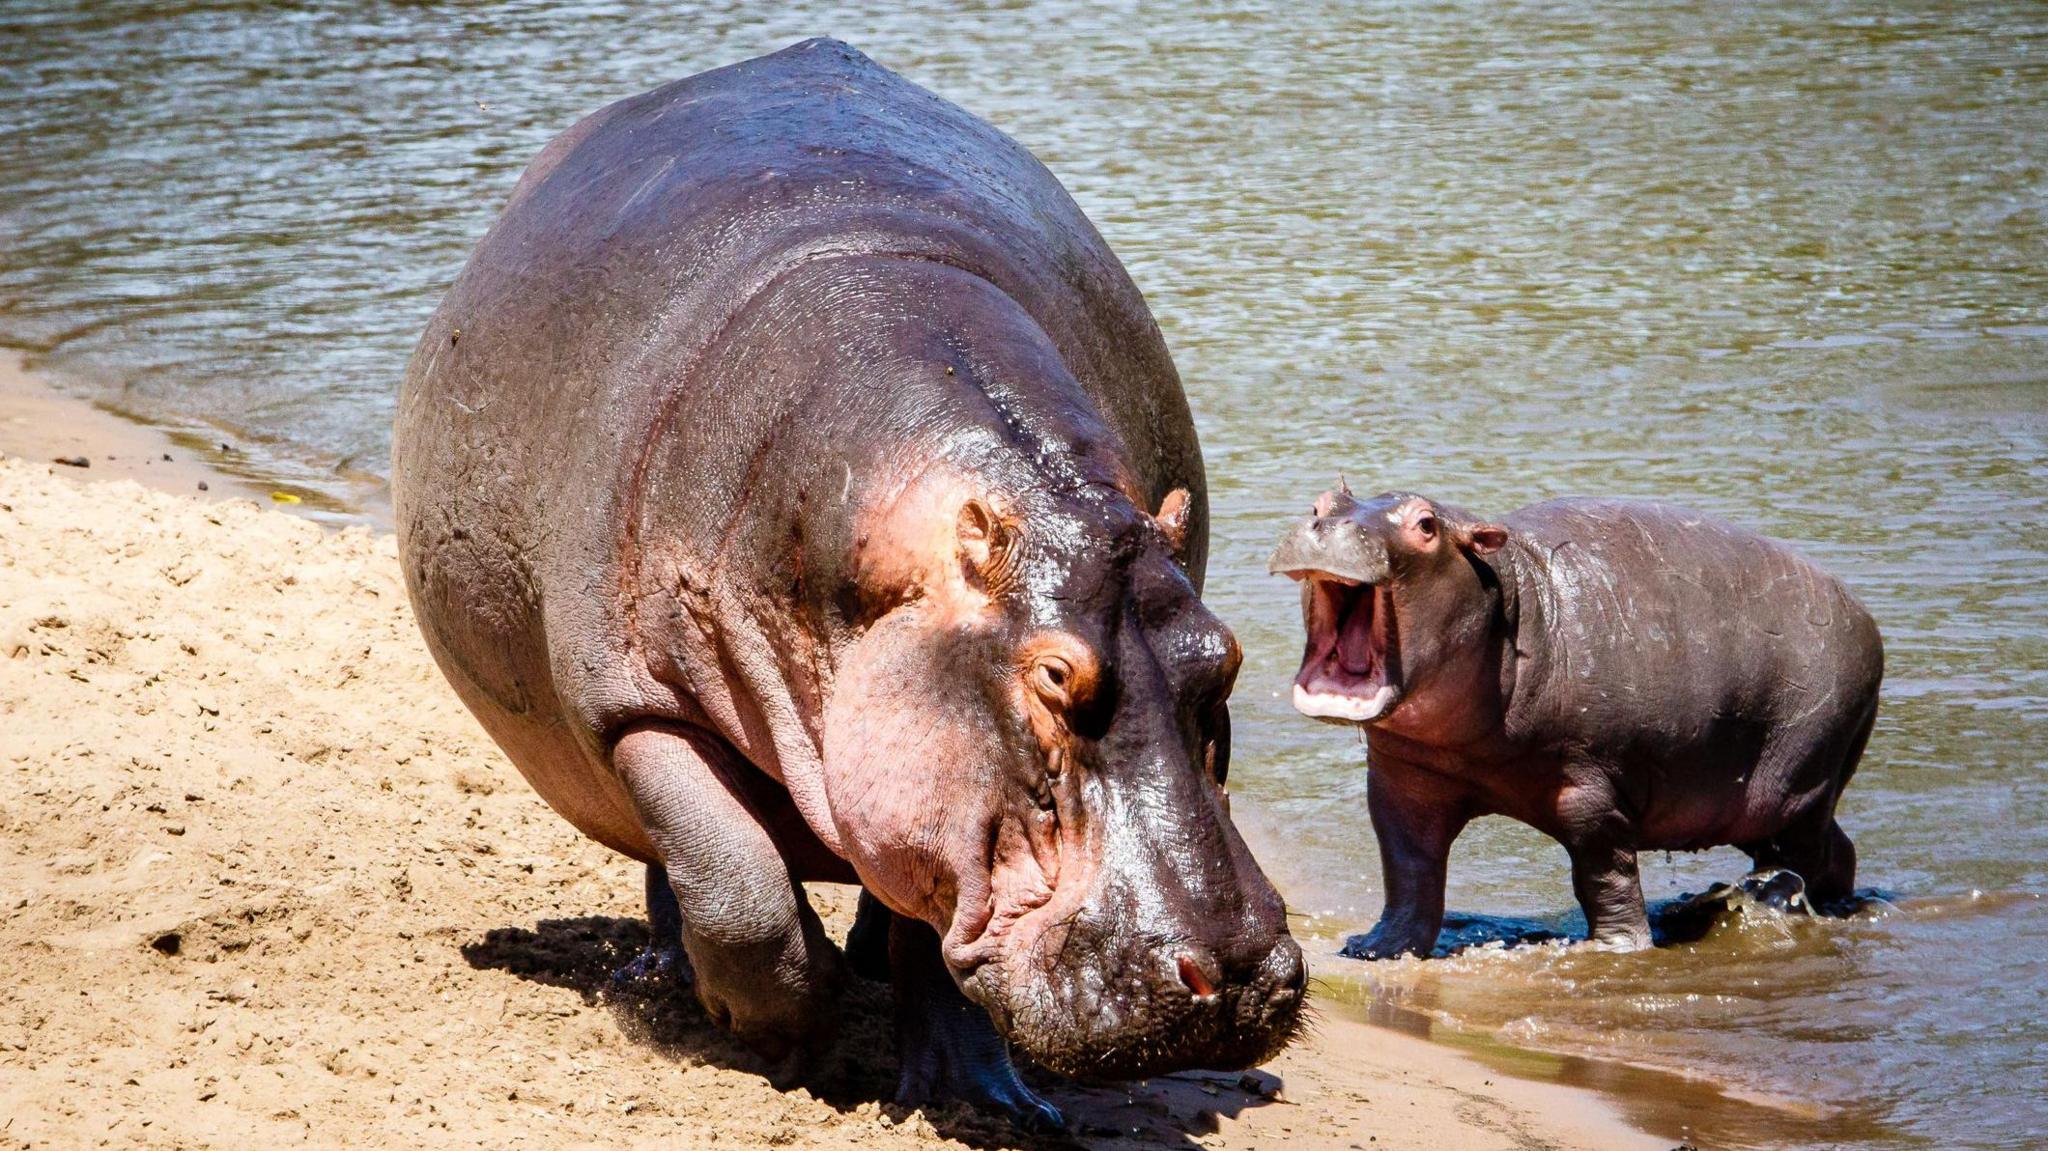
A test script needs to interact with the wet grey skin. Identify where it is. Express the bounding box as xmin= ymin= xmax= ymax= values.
xmin=394 ymin=39 xmax=1303 ymax=1131
xmin=1270 ymin=485 xmax=1883 ymax=957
